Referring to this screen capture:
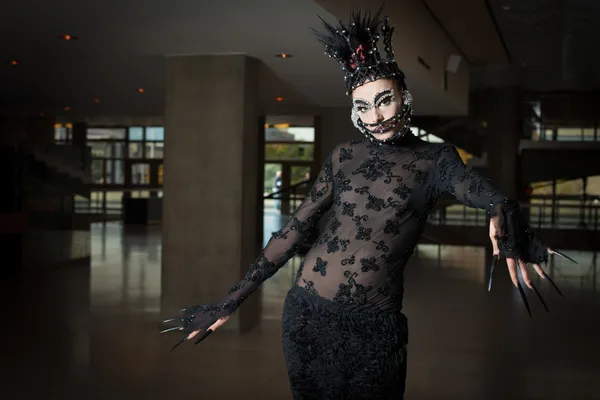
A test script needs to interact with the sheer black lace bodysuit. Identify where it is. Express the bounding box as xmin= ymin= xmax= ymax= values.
xmin=174 ymin=134 xmax=550 ymax=334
